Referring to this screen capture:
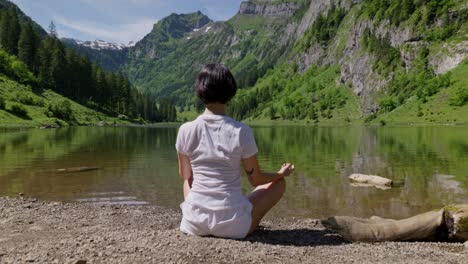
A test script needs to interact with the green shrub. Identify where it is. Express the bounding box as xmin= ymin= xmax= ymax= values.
xmin=0 ymin=97 xmax=5 ymax=109
xmin=318 ymin=87 xmax=347 ymax=111
xmin=47 ymin=100 xmax=73 ymax=121
xmin=9 ymin=103 xmax=29 ymax=118
xmin=379 ymin=96 xmax=397 ymax=112
xmin=450 ymin=86 xmax=468 ymax=107
xmin=0 ymin=50 xmax=36 ymax=85
xmin=0 ymin=50 xmax=13 ymax=77
xmin=15 ymin=93 xmax=45 ymax=106
xmin=11 ymin=61 xmax=36 ymax=85
xmin=364 ymin=113 xmax=377 ymax=123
